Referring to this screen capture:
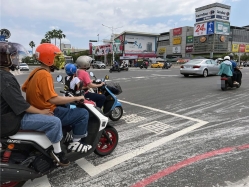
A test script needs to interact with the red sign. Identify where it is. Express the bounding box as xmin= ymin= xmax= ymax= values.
xmin=185 ymin=45 xmax=193 ymax=53
xmin=173 ymin=27 xmax=182 ymax=36
xmin=89 ymin=43 xmax=92 ymax=55
xmin=239 ymin=44 xmax=245 ymax=52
